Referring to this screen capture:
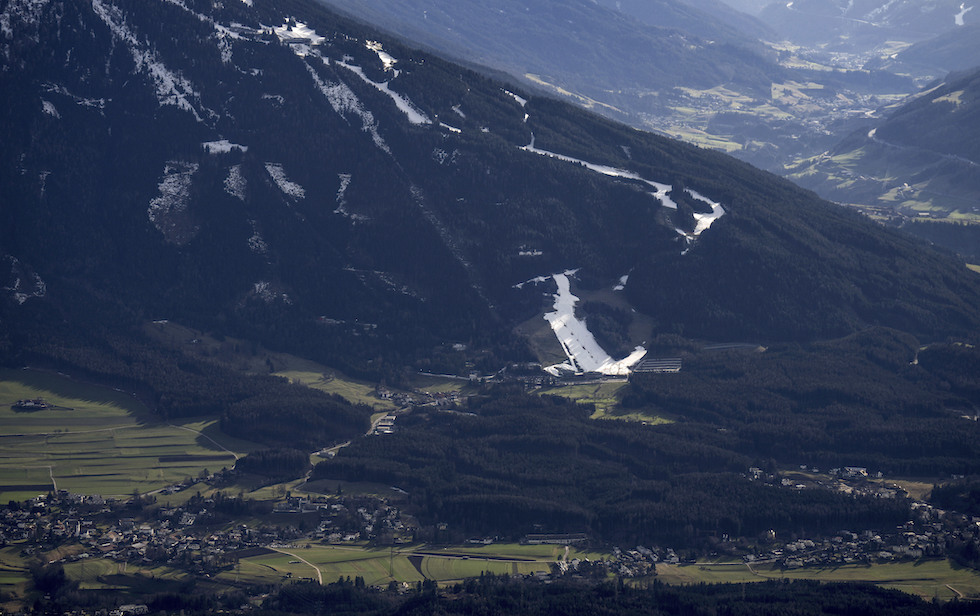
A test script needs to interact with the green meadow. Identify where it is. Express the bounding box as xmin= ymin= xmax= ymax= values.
xmin=0 ymin=369 xmax=258 ymax=499
xmin=655 ymin=558 xmax=980 ymax=600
